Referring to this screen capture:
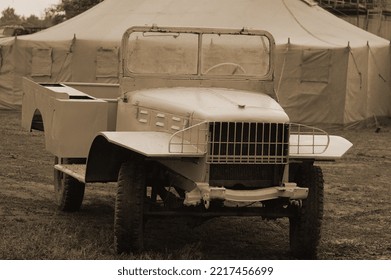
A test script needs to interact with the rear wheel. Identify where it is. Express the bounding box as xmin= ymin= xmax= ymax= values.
xmin=54 ymin=157 xmax=85 ymax=212
xmin=114 ymin=159 xmax=146 ymax=254
xmin=289 ymin=164 xmax=324 ymax=259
